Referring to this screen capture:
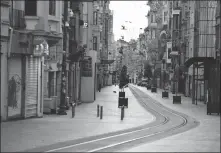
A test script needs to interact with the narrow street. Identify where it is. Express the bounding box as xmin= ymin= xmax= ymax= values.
xmin=1 ymin=85 xmax=220 ymax=152
xmin=33 ymin=85 xmax=198 ymax=152
xmin=1 ymin=1 xmax=220 ymax=152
